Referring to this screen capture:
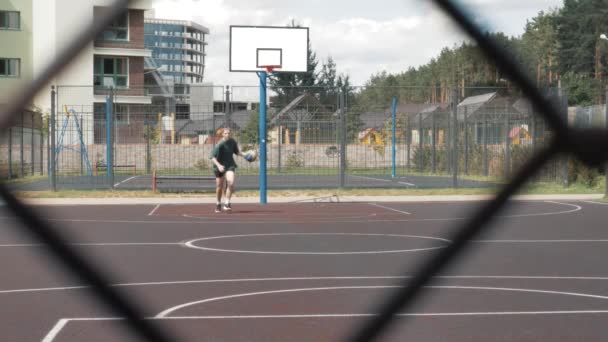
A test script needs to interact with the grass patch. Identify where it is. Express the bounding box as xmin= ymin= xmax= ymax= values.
xmin=3 ymin=175 xmax=47 ymax=185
